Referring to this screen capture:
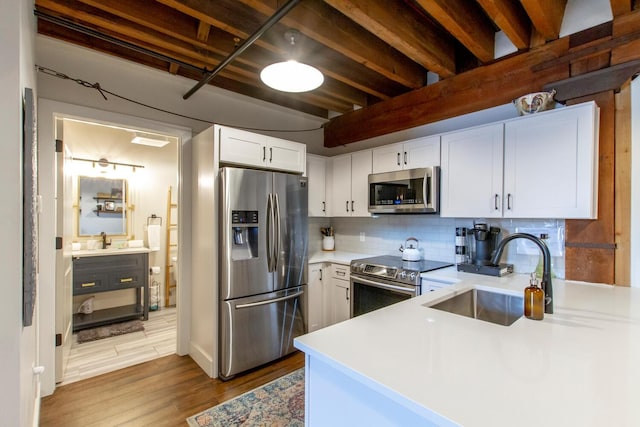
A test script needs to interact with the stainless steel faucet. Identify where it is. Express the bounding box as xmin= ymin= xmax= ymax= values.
xmin=490 ymin=233 xmax=554 ymax=314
